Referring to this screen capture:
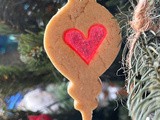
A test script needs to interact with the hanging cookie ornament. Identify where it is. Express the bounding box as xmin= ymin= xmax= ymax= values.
xmin=44 ymin=0 xmax=121 ymax=120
